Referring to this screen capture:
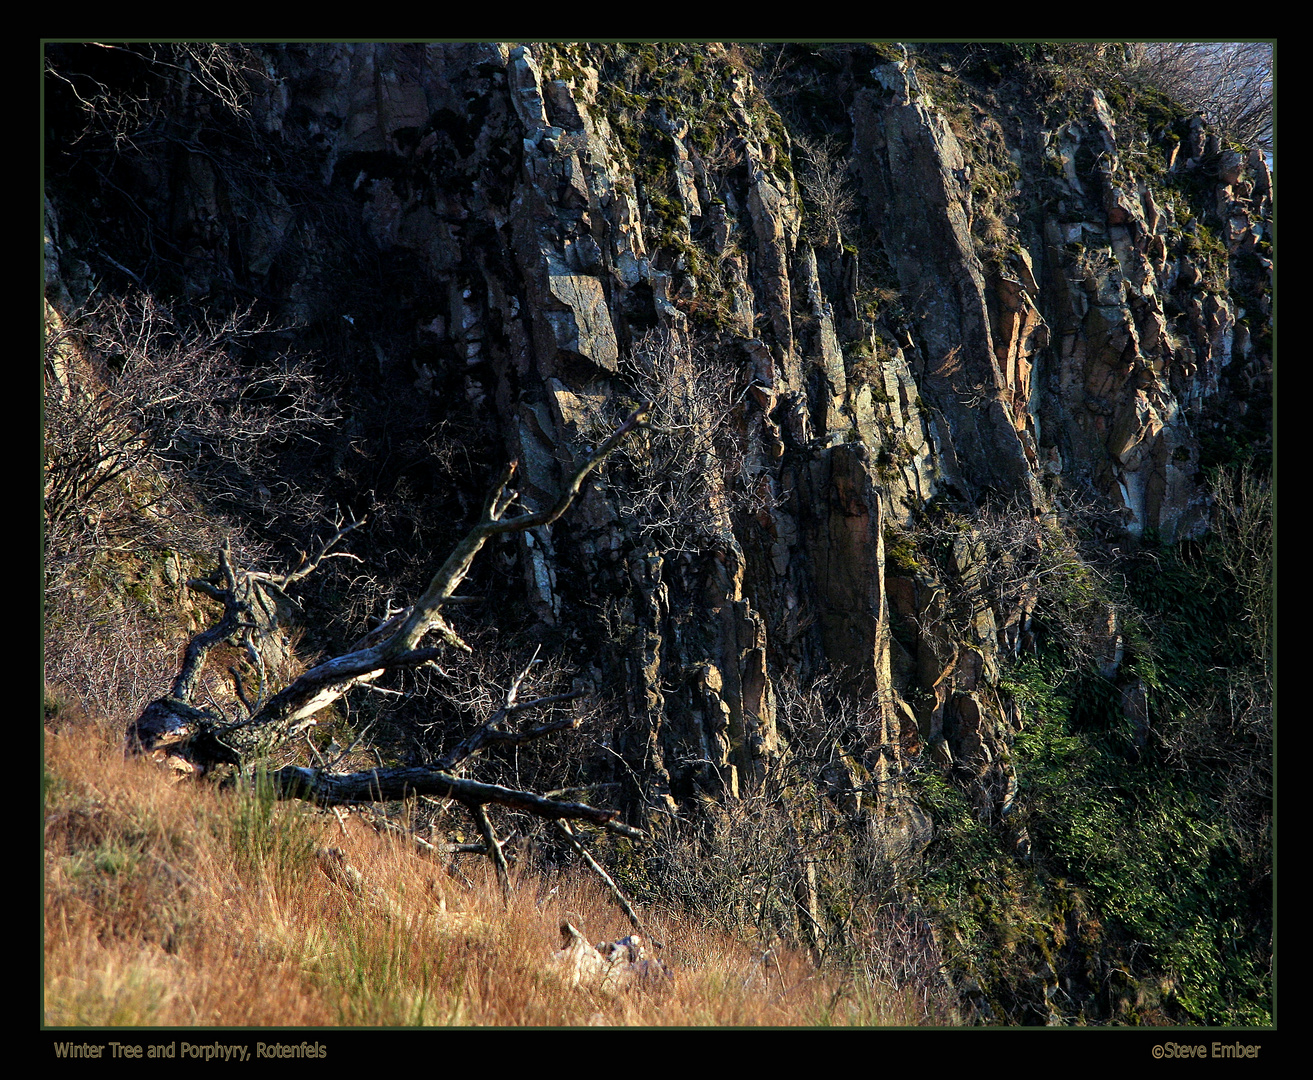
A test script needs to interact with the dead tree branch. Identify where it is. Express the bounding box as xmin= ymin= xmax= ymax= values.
xmin=434 ymin=647 xmax=585 ymax=772
xmin=130 ymin=403 xmax=650 ymax=760
xmin=128 ymin=402 xmax=652 ymax=885
xmin=266 ymin=765 xmax=634 ymax=824
xmin=556 ymin=820 xmax=657 ymax=945
xmin=243 ymin=401 xmax=652 ymax=746
xmin=473 ymin=803 xmax=512 ymax=905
